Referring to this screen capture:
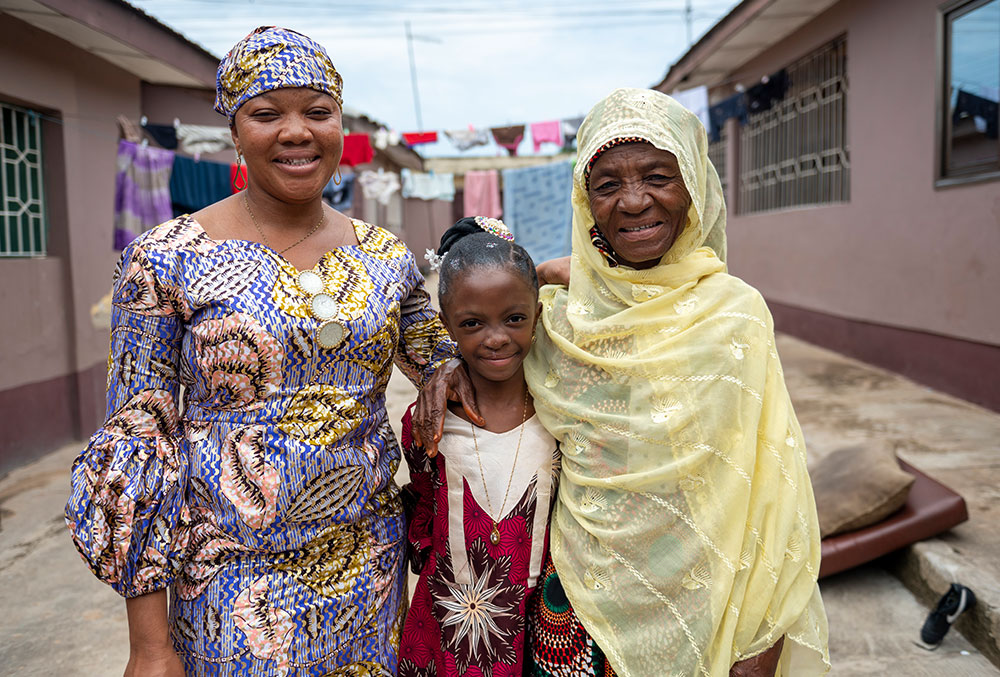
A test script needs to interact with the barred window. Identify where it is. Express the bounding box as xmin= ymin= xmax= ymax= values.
xmin=1 ymin=102 xmax=47 ymax=257
xmin=940 ymin=0 xmax=999 ymax=182
xmin=738 ymin=36 xmax=849 ymax=214
xmin=707 ymin=127 xmax=728 ymax=200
